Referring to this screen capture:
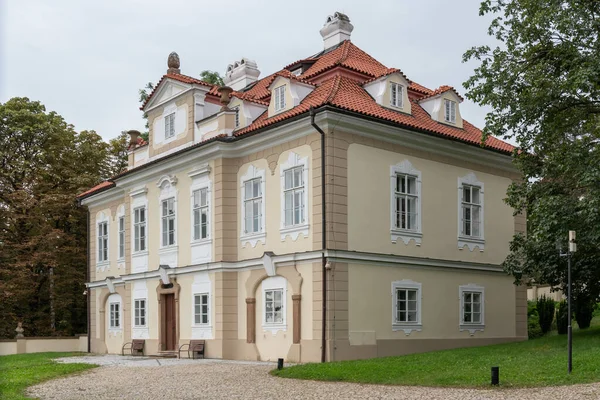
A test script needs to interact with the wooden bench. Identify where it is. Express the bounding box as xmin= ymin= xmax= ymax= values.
xmin=178 ymin=340 xmax=205 ymax=359
xmin=122 ymin=339 xmax=145 ymax=356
